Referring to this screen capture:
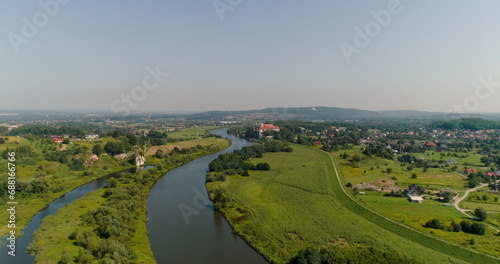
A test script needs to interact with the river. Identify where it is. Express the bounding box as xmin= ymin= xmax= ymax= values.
xmin=146 ymin=128 xmax=268 ymax=264
xmin=0 ymin=129 xmax=267 ymax=263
